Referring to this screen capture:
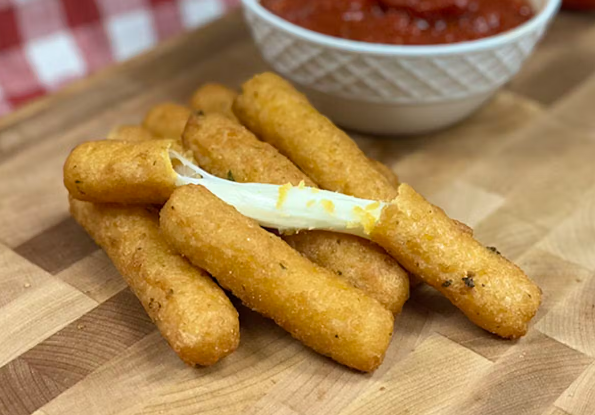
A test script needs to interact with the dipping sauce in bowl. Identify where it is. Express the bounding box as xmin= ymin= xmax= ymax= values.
xmin=260 ymin=0 xmax=535 ymax=45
